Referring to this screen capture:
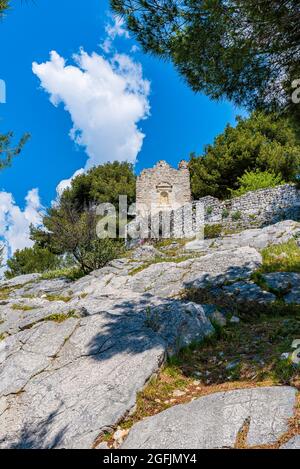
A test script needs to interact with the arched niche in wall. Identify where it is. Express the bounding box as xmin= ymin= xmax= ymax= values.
xmin=156 ymin=182 xmax=173 ymax=206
